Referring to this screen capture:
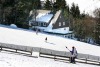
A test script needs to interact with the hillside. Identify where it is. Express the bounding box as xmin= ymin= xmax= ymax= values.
xmin=0 ymin=25 xmax=100 ymax=56
xmin=0 ymin=25 xmax=100 ymax=67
